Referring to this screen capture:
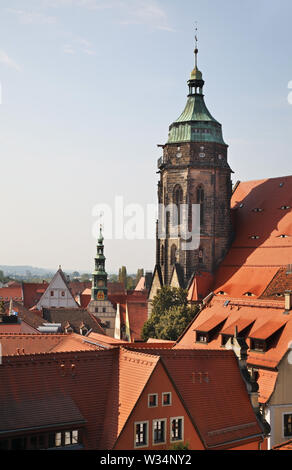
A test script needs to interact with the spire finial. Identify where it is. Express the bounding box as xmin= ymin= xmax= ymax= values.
xmin=194 ymin=22 xmax=198 ymax=68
